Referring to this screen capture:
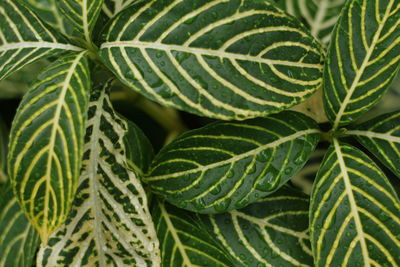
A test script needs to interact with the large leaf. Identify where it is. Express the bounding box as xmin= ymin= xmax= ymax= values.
xmin=310 ymin=140 xmax=400 ymax=266
xmin=347 ymin=110 xmax=400 ymax=178
xmin=144 ymin=111 xmax=320 ymax=213
xmin=0 ymin=0 xmax=83 ymax=81
xmin=324 ymin=0 xmax=400 ymax=128
xmin=102 ymin=0 xmax=137 ymax=17
xmin=201 ymin=186 xmax=314 ymax=267
xmin=7 ymin=51 xmax=91 ymax=243
xmin=37 ymin=85 xmax=160 ymax=266
xmin=99 ymin=0 xmax=324 ymax=120
xmin=152 ymin=199 xmax=233 ymax=267
xmin=0 ymin=184 xmax=40 ymax=267
xmin=57 ymin=0 xmax=104 ymax=43
xmin=0 ymin=117 xmax=8 ymax=184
